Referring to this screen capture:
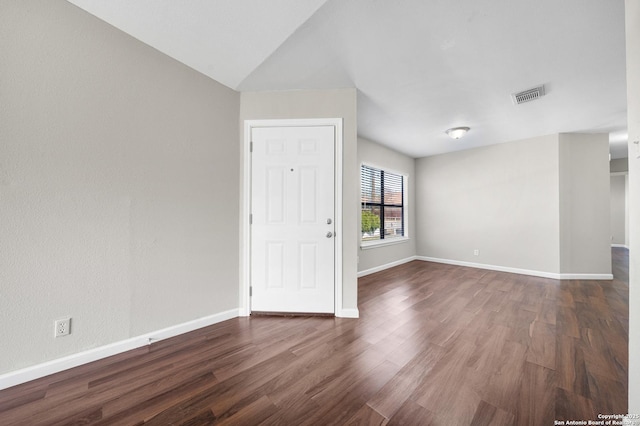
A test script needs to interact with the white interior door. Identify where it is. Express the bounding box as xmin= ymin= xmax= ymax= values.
xmin=250 ymin=125 xmax=335 ymax=313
